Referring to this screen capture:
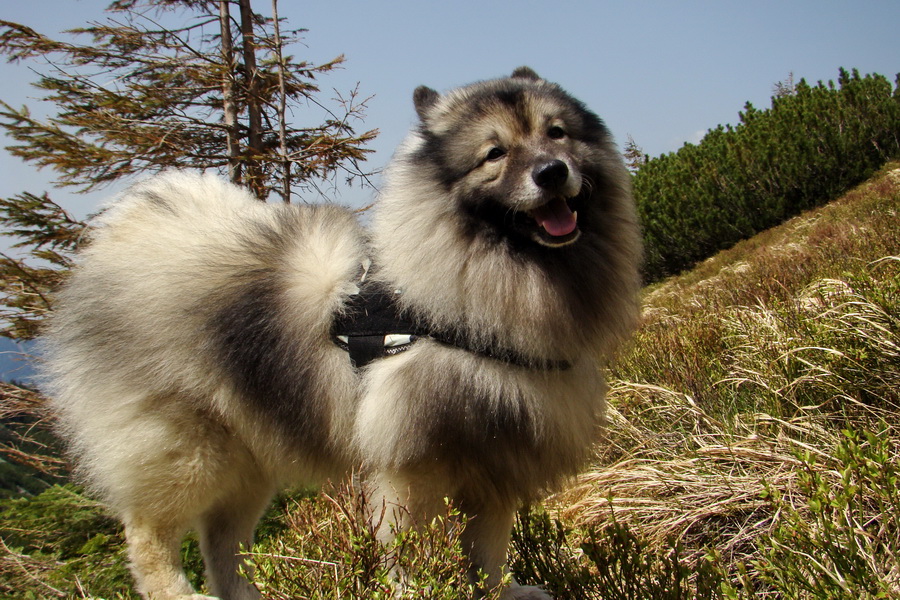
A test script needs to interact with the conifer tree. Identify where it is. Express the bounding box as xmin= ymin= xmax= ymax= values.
xmin=634 ymin=69 xmax=900 ymax=281
xmin=0 ymin=0 xmax=377 ymax=474
xmin=623 ymin=134 xmax=648 ymax=172
xmin=772 ymin=71 xmax=797 ymax=98
xmin=0 ymin=0 xmax=377 ymax=202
